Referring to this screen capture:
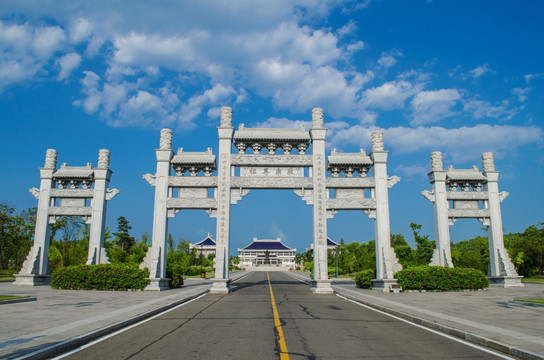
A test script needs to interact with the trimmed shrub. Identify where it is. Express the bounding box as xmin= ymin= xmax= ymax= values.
xmin=395 ymin=266 xmax=489 ymax=291
xmin=51 ymin=264 xmax=150 ymax=291
xmin=355 ymin=269 xmax=375 ymax=289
